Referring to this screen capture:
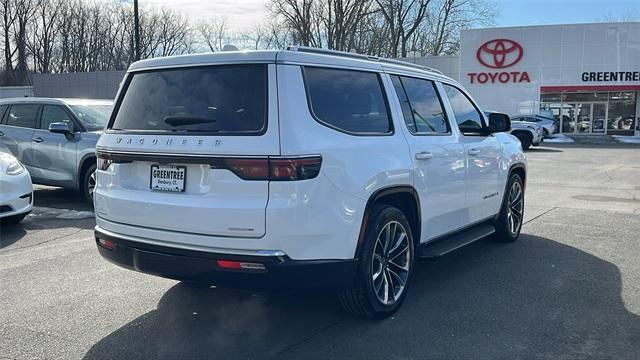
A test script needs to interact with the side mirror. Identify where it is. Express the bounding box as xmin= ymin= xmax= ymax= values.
xmin=48 ymin=122 xmax=73 ymax=136
xmin=488 ymin=112 xmax=511 ymax=133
